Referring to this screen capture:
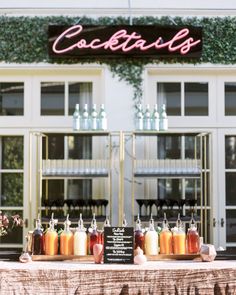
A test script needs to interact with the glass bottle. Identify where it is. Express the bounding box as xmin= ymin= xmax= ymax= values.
xmin=172 ymin=214 xmax=186 ymax=255
xmin=159 ymin=104 xmax=168 ymax=131
xmin=134 ymin=214 xmax=145 ymax=251
xmin=144 ymin=104 xmax=151 ymax=130
xmin=152 ymin=103 xmax=160 ymax=131
xmin=45 ymin=213 xmax=58 ymax=255
xmin=74 ymin=213 xmax=87 ymax=255
xmin=98 ymin=104 xmax=107 ymax=130
xmin=73 ymin=103 xmax=80 ymax=131
xmin=60 ymin=215 xmax=74 ymax=255
xmin=159 ymin=213 xmax=172 ymax=254
xmin=187 ymin=214 xmax=200 ymax=254
xmin=32 ymin=214 xmax=44 ymax=255
xmin=101 ymin=216 xmax=111 ymax=245
xmin=135 ymin=104 xmax=144 ymax=131
xmin=144 ymin=214 xmax=158 ymax=255
xmin=91 ymin=103 xmax=98 ymax=130
xmin=81 ymin=103 xmax=89 ymax=130
xmin=88 ymin=213 xmax=101 ymax=255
